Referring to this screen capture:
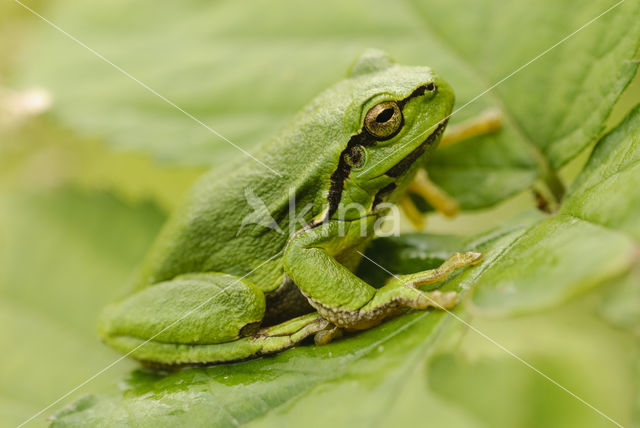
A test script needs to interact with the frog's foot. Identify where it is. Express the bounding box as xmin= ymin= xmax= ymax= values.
xmin=376 ymin=251 xmax=482 ymax=312
xmin=105 ymin=311 xmax=329 ymax=367
xmin=439 ymin=107 xmax=502 ymax=147
xmin=315 ymin=251 xmax=482 ymax=331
